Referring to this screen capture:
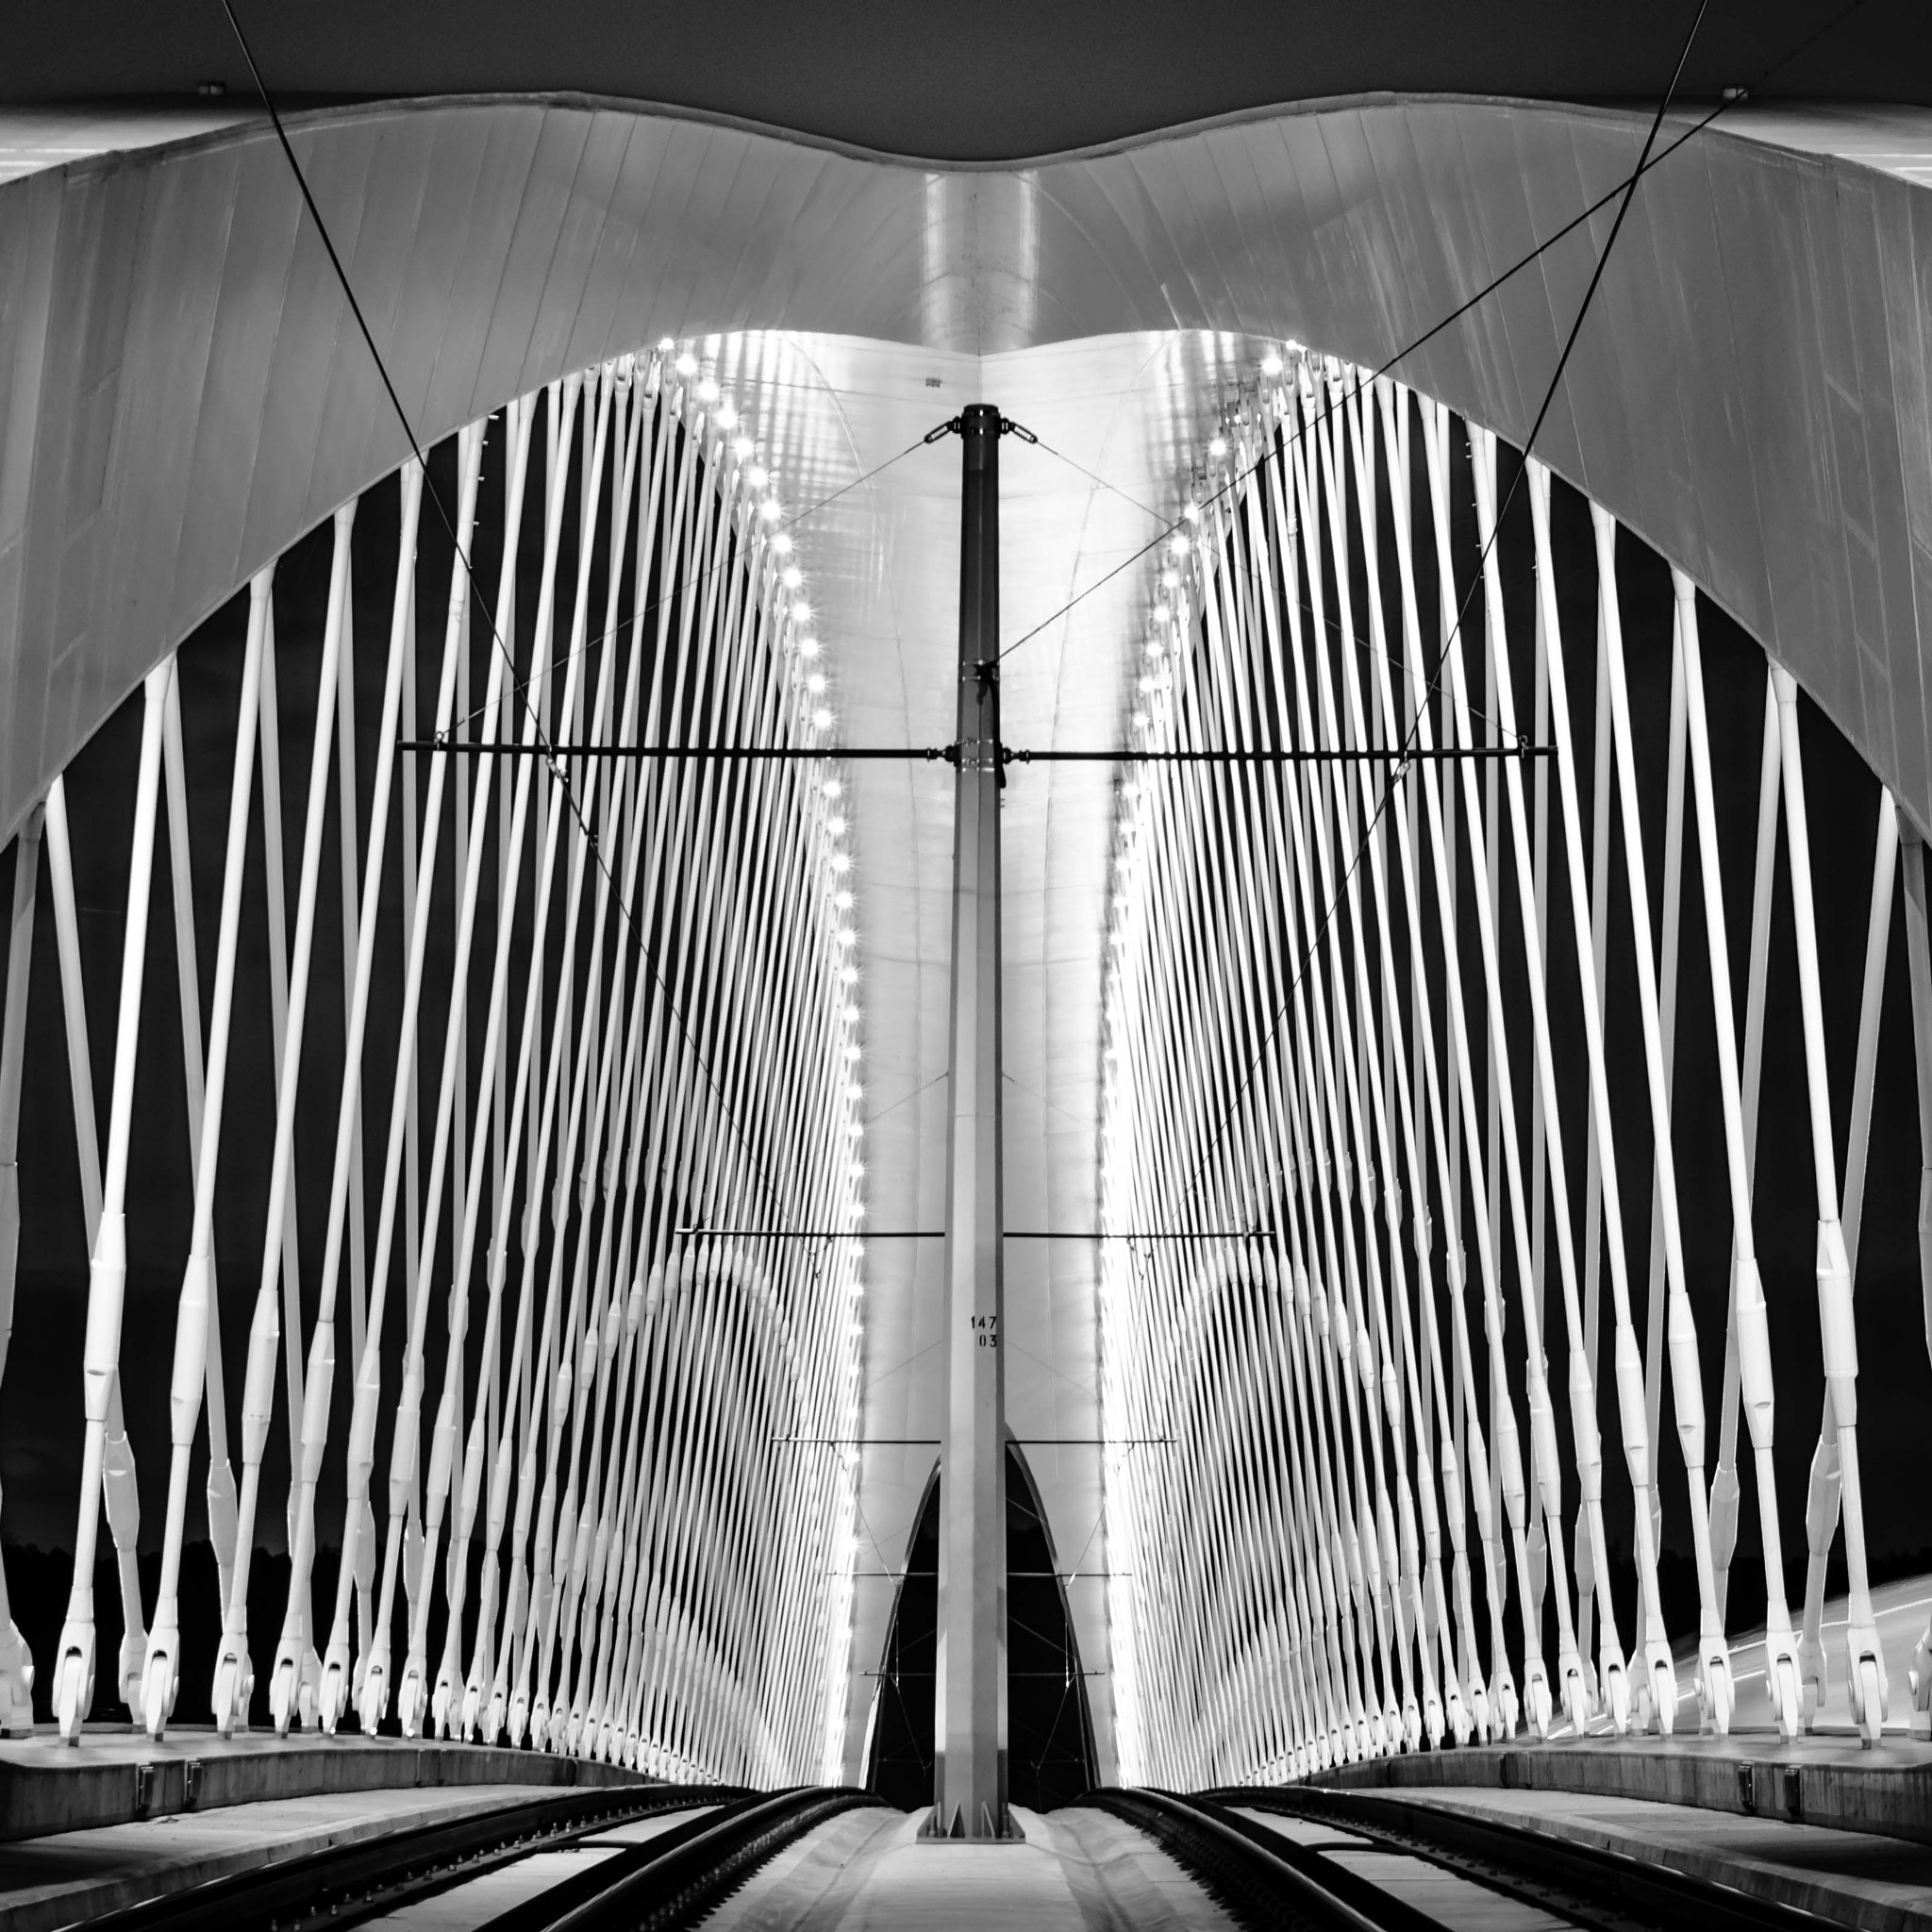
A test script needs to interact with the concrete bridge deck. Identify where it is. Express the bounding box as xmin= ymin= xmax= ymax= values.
xmin=0 ymin=1730 xmax=1922 ymax=1930
xmin=0 ymin=1727 xmax=642 ymax=1842
xmin=0 ymin=1781 xmax=571 ymax=1932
